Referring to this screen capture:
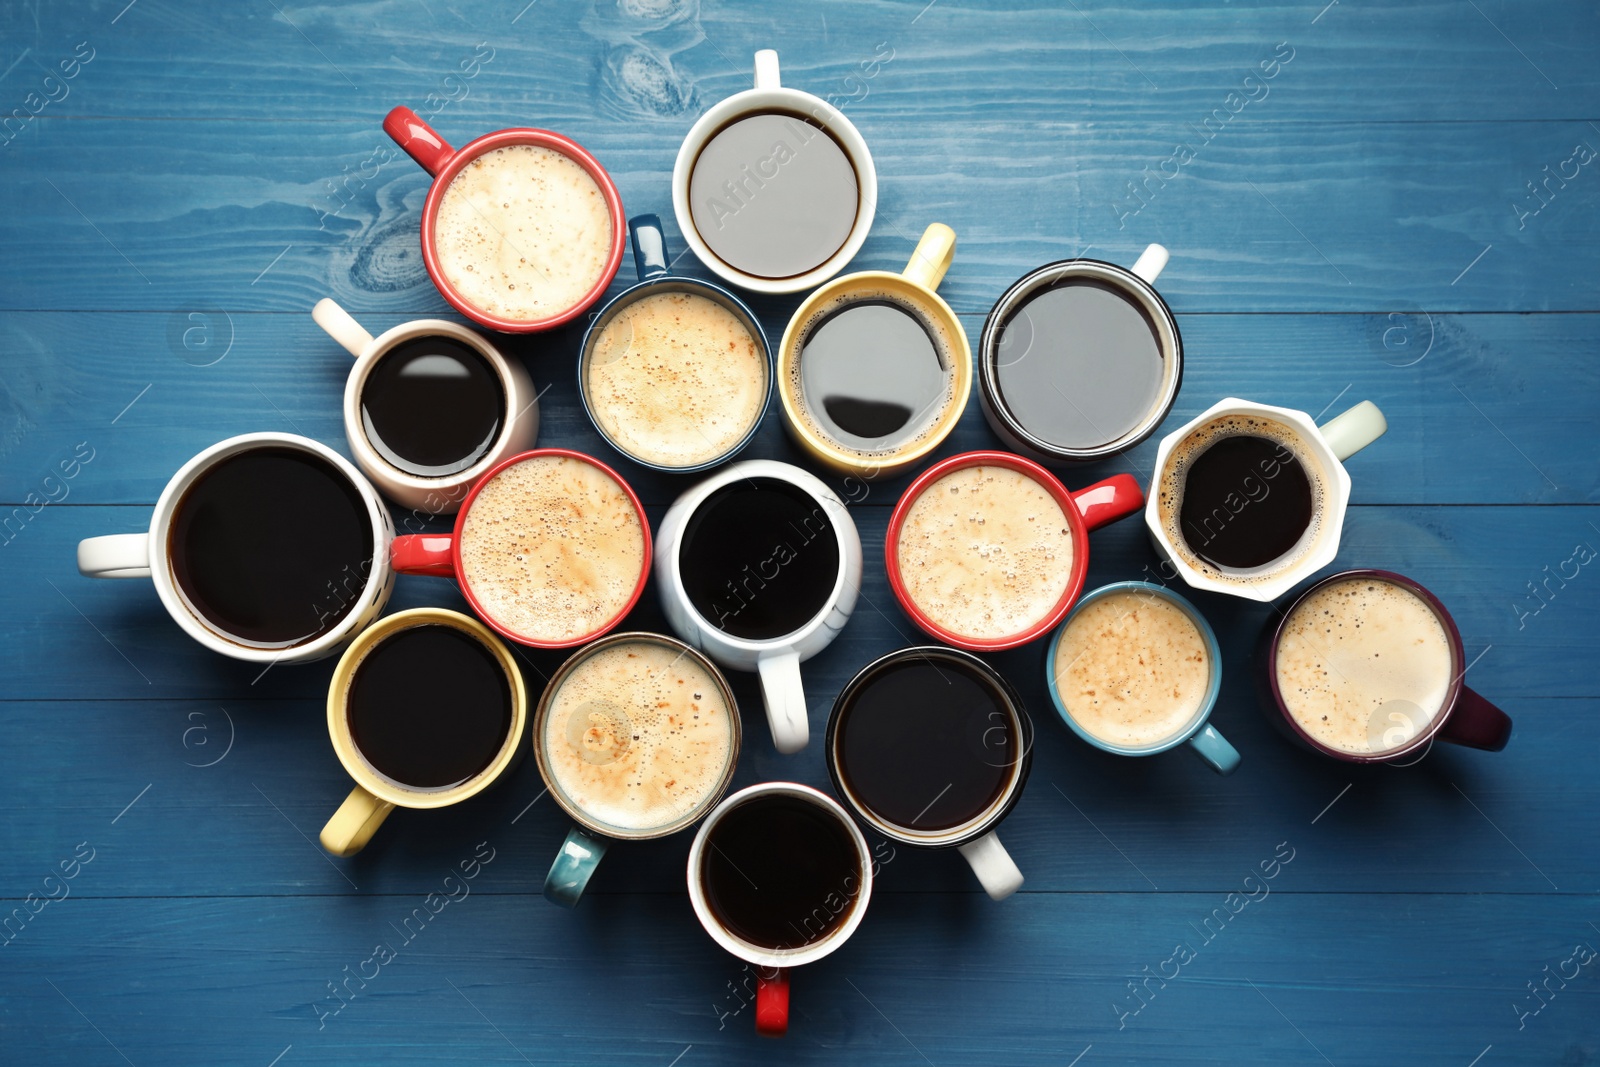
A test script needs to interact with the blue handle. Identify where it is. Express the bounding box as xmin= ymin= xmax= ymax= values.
xmin=543 ymin=826 xmax=609 ymax=907
xmin=1187 ymin=722 xmax=1241 ymax=776
xmin=629 ymin=214 xmax=670 ymax=281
